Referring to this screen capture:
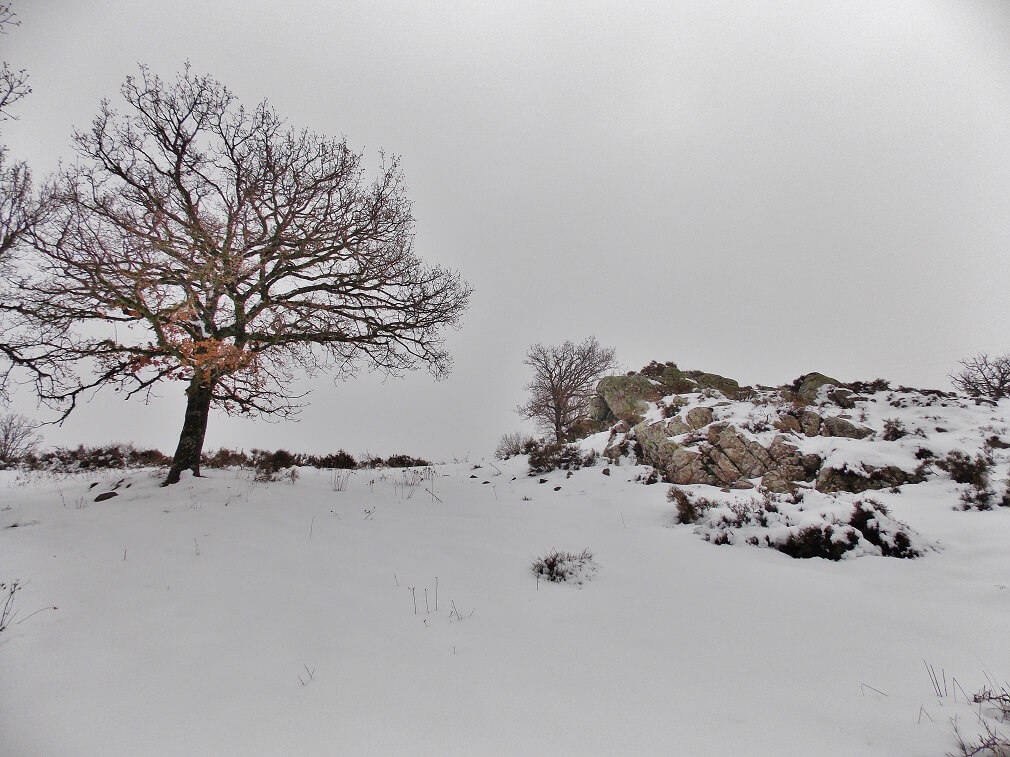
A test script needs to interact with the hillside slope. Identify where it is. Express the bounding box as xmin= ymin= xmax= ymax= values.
xmin=2 ymin=433 xmax=1009 ymax=755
